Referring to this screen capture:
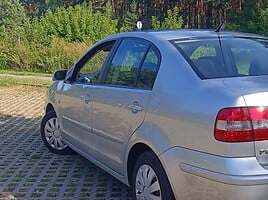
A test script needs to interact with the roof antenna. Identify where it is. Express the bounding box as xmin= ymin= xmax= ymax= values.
xmin=215 ymin=19 xmax=226 ymax=33
xmin=136 ymin=21 xmax=142 ymax=31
